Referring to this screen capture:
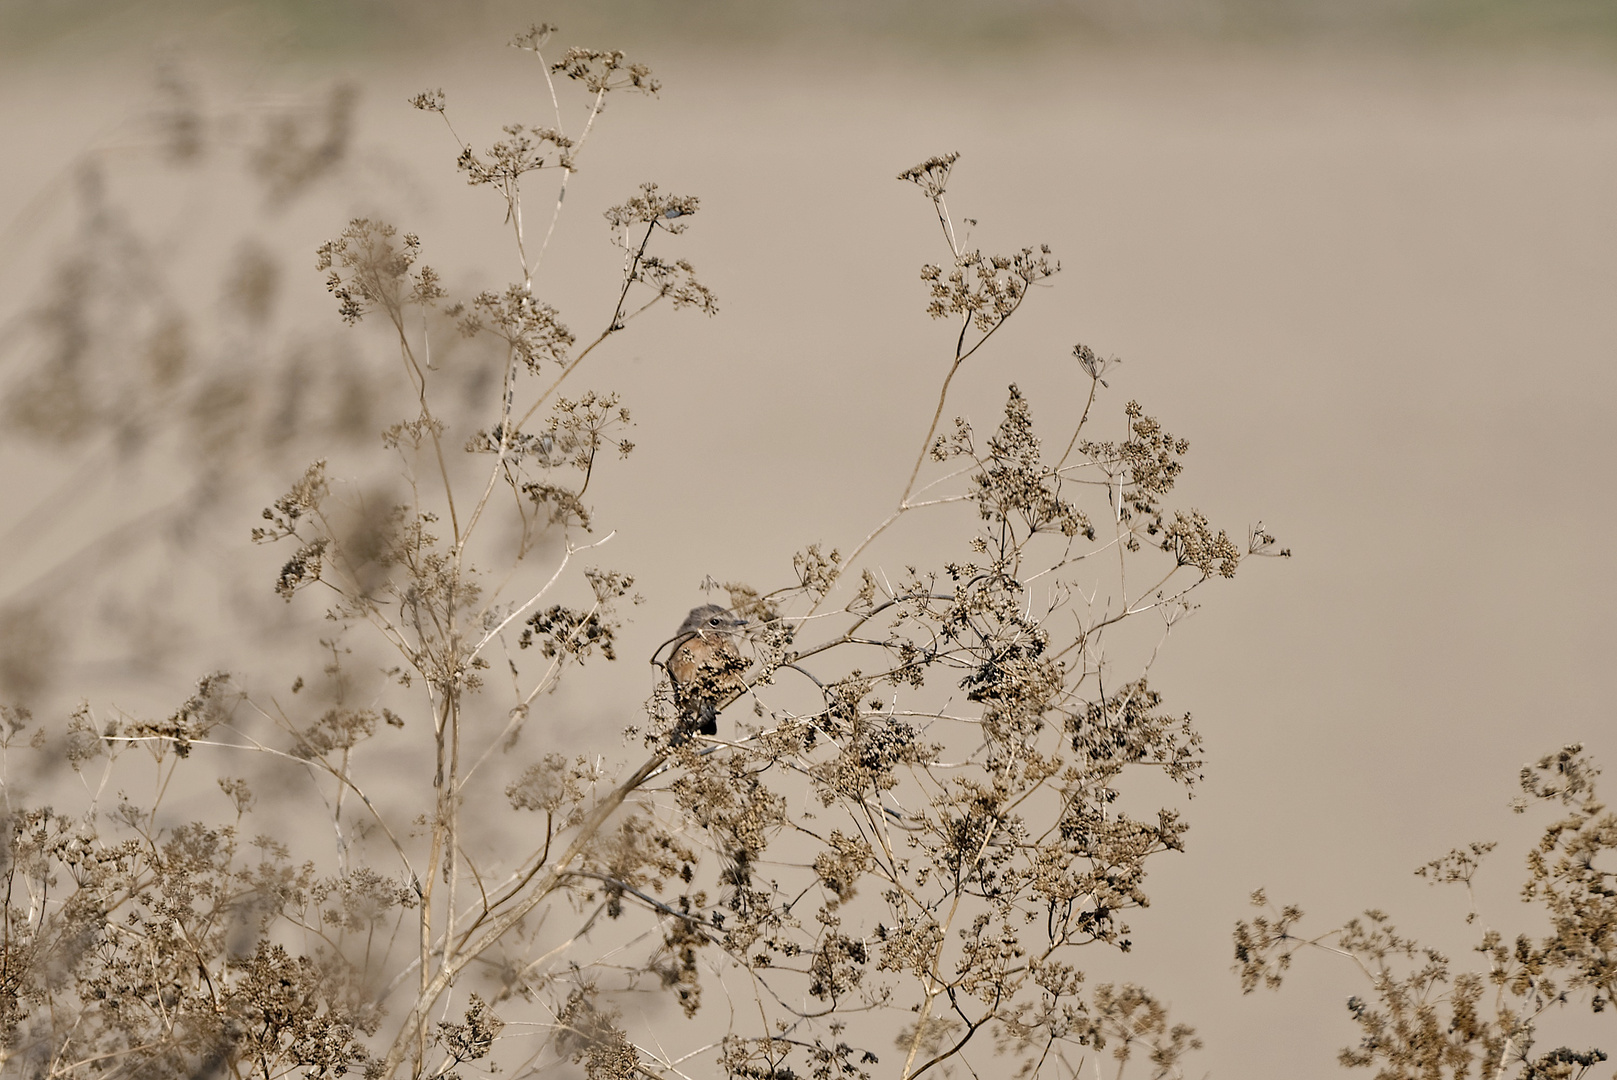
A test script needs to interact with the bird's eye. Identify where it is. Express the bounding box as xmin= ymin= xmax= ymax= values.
xmin=709 ymin=617 xmax=721 ymax=626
